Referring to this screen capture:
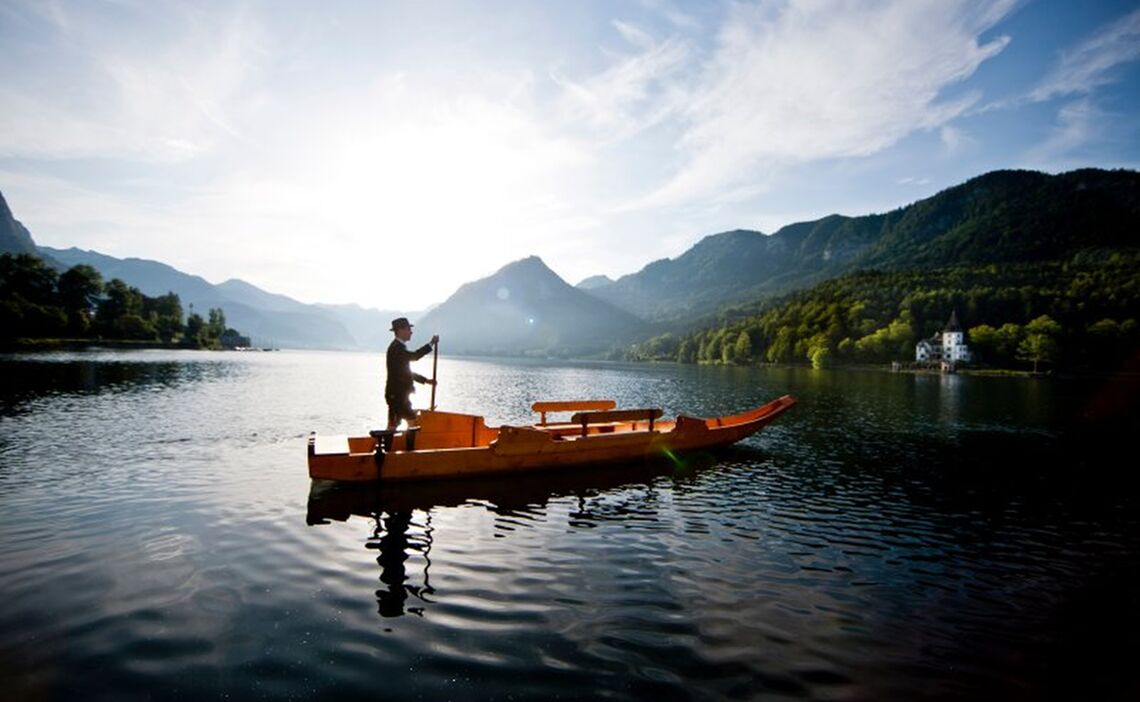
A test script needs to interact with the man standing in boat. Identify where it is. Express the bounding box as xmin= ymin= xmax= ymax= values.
xmin=386 ymin=317 xmax=438 ymax=429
